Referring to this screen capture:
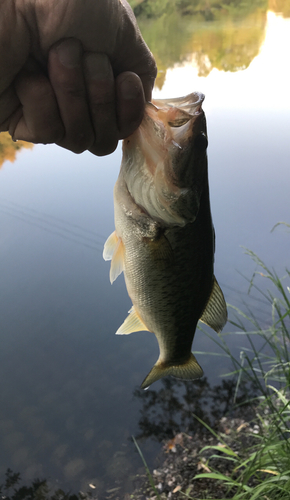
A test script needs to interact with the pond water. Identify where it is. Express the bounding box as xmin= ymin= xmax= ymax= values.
xmin=0 ymin=7 xmax=289 ymax=498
